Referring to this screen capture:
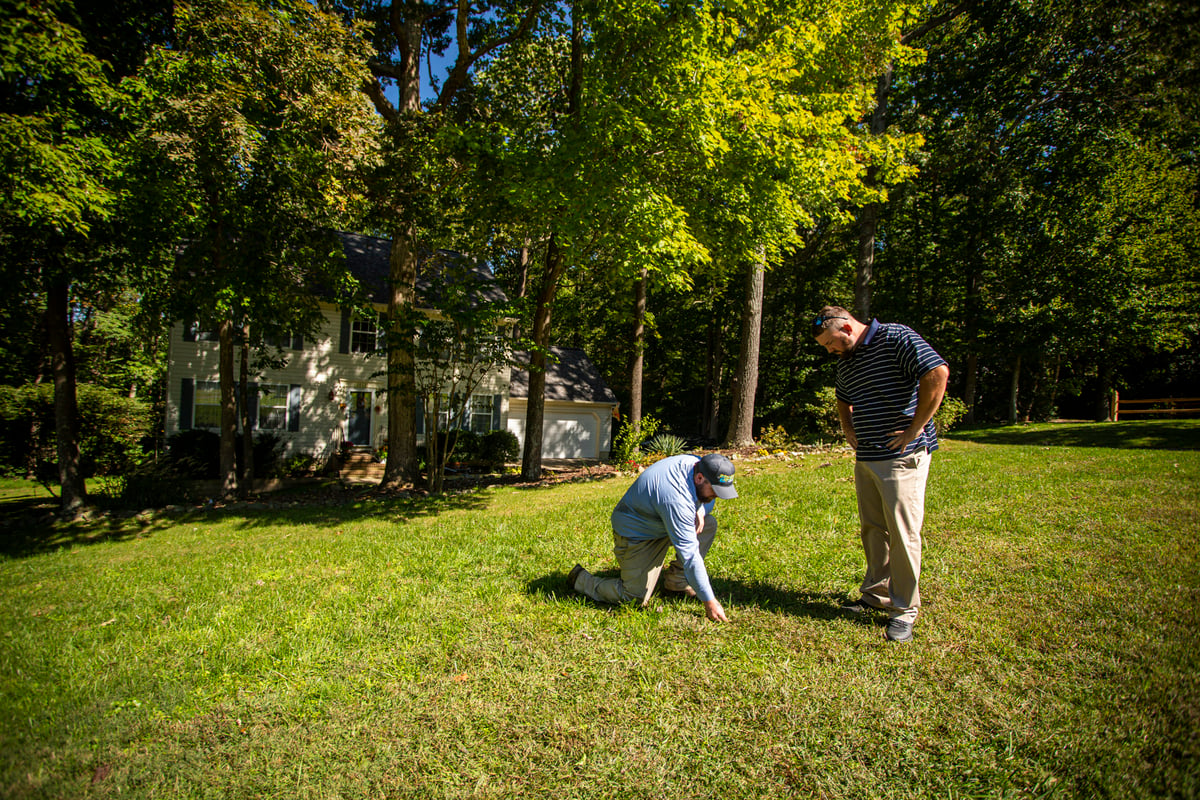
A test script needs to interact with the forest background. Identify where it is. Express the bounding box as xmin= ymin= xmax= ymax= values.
xmin=2 ymin=0 xmax=1198 ymax=514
